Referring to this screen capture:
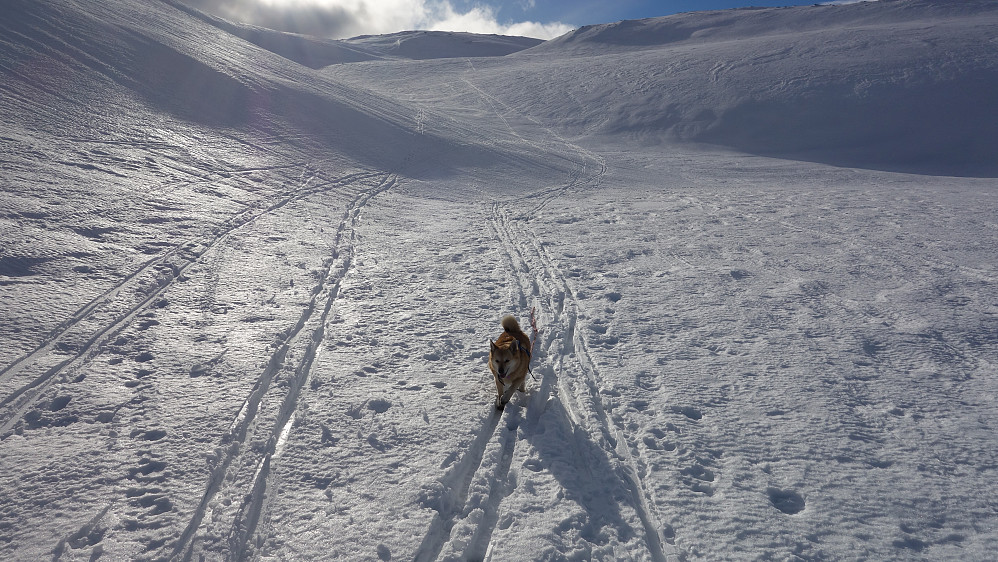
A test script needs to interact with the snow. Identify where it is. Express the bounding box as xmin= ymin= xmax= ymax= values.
xmin=2 ymin=0 xmax=997 ymax=560
xmin=342 ymin=31 xmax=543 ymax=61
